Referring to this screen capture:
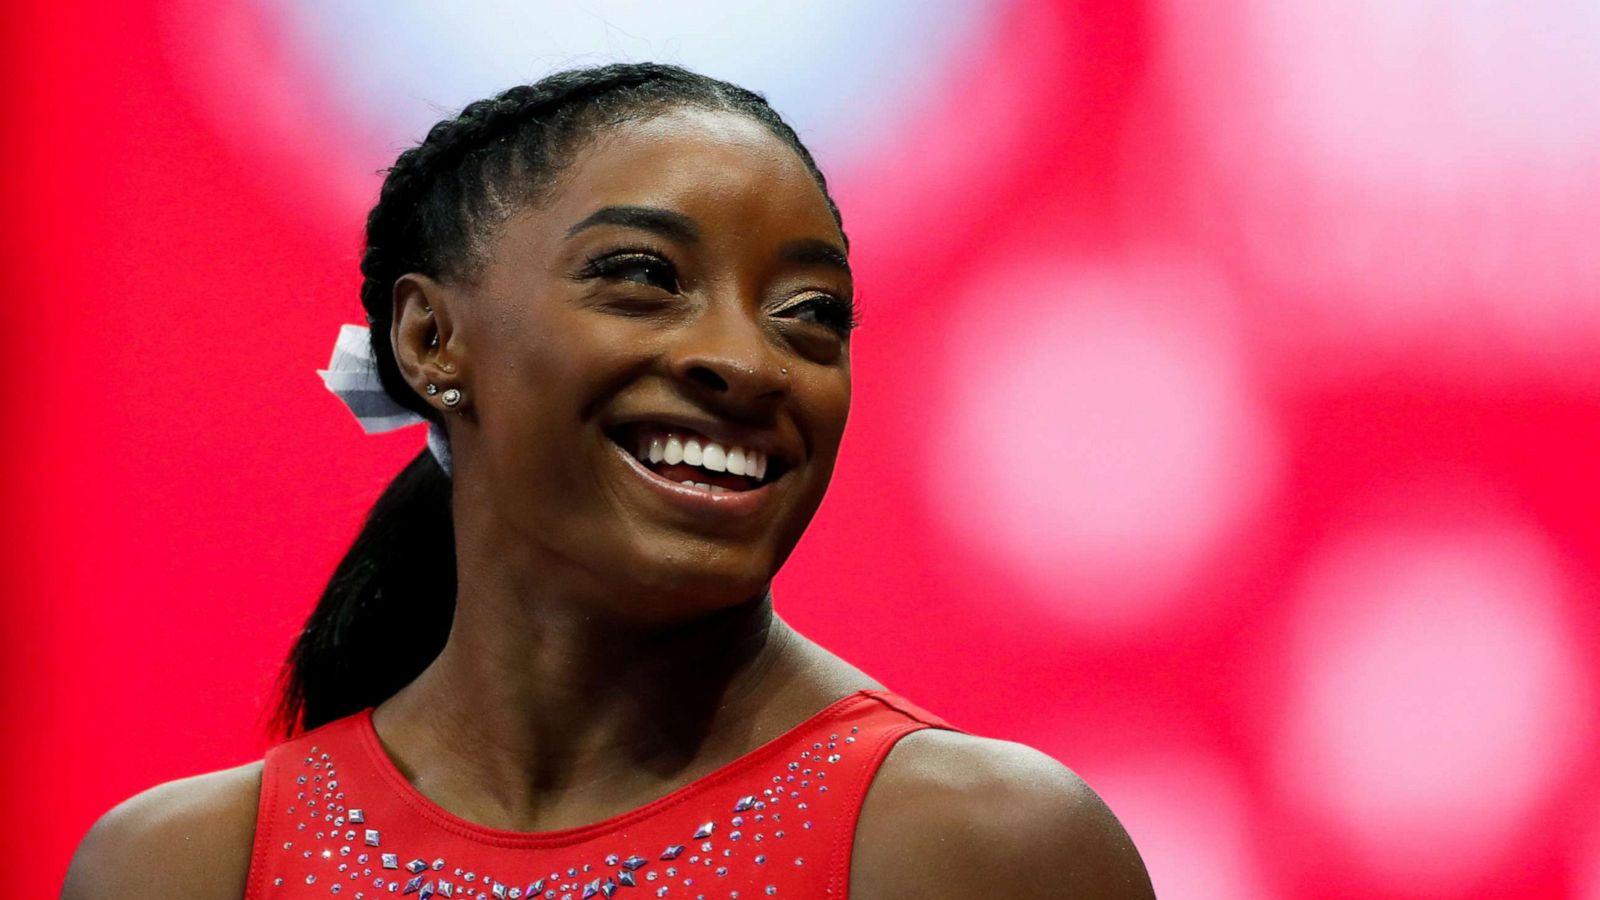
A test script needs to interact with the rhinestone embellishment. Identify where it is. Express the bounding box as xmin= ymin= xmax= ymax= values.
xmin=273 ymin=718 xmax=861 ymax=897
